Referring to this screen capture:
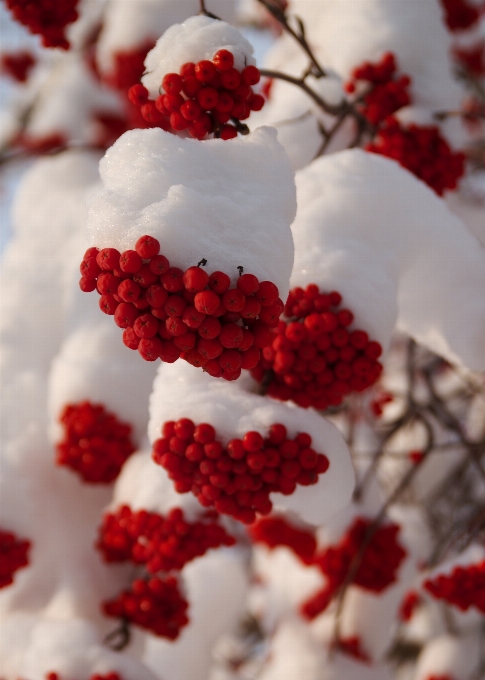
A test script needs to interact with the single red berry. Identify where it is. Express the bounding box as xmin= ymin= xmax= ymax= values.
xmin=163 ymin=93 xmax=184 ymax=113
xmin=248 ymin=94 xmax=264 ymax=111
xmin=194 ymin=290 xmax=220 ymax=315
xmin=180 ymin=62 xmax=195 ymax=78
xmin=208 ymin=271 xmax=231 ymax=294
xmin=79 ymin=276 xmax=97 ymax=292
xmin=197 ymin=87 xmax=219 ymax=110
xmin=181 ymin=76 xmax=201 ymax=98
xmin=128 ymin=84 xmax=149 ymax=106
xmin=180 ymin=99 xmax=202 ymax=121
xmin=194 ymin=60 xmax=216 ymax=83
xmin=222 ymin=289 xmax=245 ymax=312
xmin=123 ymin=327 xmax=140 ymax=350
xmin=242 ymin=65 xmax=261 ymax=86
xmin=219 ymin=349 xmax=242 ymax=372
xmin=99 ymin=295 xmax=118 ymax=315
xmin=162 ymin=72 xmax=183 ymax=93
xmin=80 ymin=256 xmax=101 ymax=278
xmin=161 ymin=268 xmax=185 ymax=293
xmin=220 ymin=125 xmax=238 ymax=140
xmin=198 ymin=316 xmax=222 ymax=339
xmin=138 ymin=337 xmax=163 ymax=361
xmin=213 ymin=49 xmax=234 ymax=71
xmin=256 ymin=281 xmax=279 ymax=306
xmin=240 ymin=347 xmax=260 ymax=369
xmin=170 ymin=112 xmax=189 ymax=131
xmin=97 ymin=248 xmax=121 ymax=271
xmin=135 ymin=235 xmax=160 ymax=259
xmin=134 ymin=313 xmax=159 ymax=338
xmin=149 ymin=254 xmax=170 ymax=276
xmin=145 ymin=284 xmax=168 ymax=308
xmin=221 ymin=68 xmax=241 ymax=90
xmin=182 ymin=306 xmax=206 ymax=328
xmin=119 ymin=249 xmax=143 ymax=273
xmin=183 ymin=266 xmax=209 ymax=292
xmin=114 ymin=303 xmax=140 ymax=328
